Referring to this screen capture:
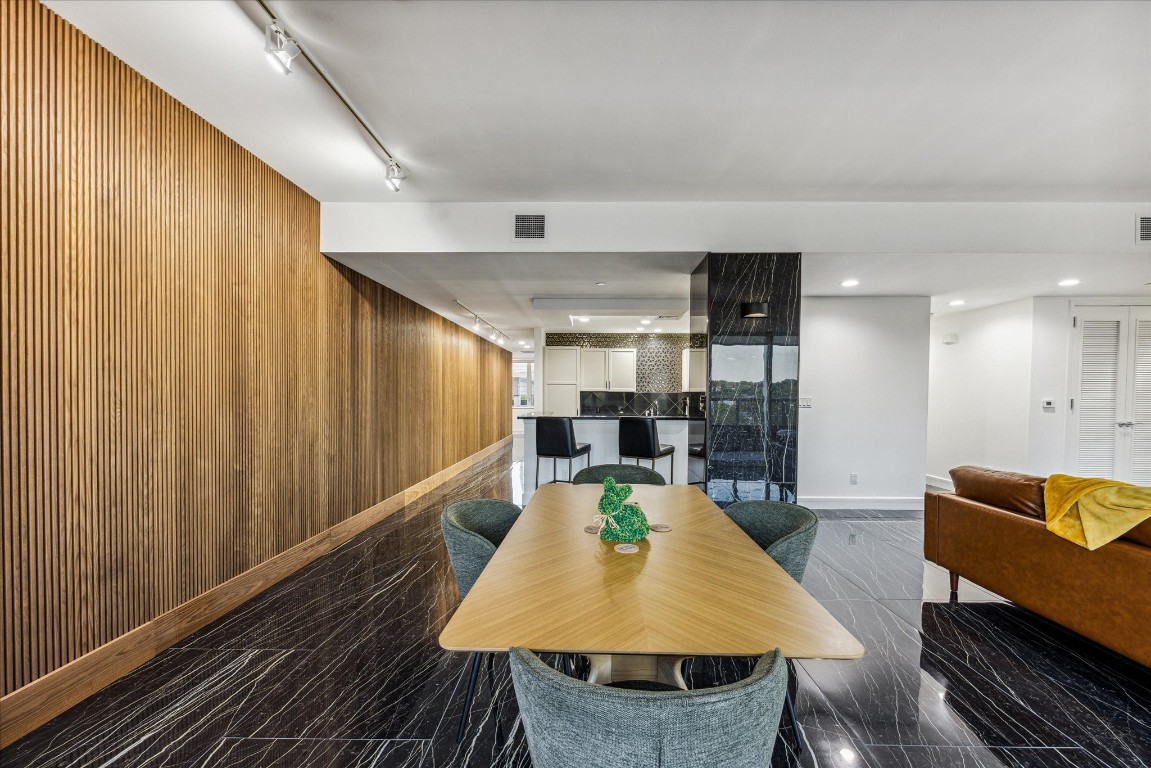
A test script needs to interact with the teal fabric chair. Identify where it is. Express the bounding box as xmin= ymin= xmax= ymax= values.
xmin=724 ymin=500 xmax=818 ymax=582
xmin=508 ymin=646 xmax=788 ymax=768
xmin=572 ymin=463 xmax=667 ymax=486
xmin=441 ymin=498 xmax=521 ymax=742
